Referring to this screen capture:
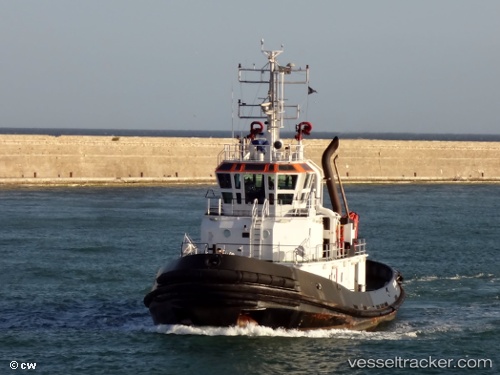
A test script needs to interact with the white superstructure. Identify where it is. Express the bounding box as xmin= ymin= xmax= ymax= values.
xmin=186 ymin=42 xmax=367 ymax=293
